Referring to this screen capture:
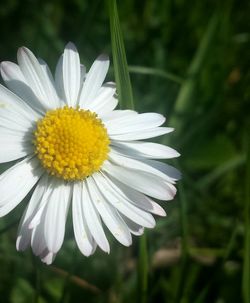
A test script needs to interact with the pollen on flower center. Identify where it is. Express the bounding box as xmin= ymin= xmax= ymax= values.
xmin=34 ymin=106 xmax=110 ymax=181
